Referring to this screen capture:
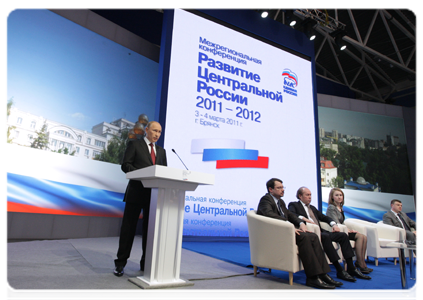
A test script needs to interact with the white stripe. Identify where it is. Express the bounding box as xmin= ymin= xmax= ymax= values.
xmin=190 ymin=138 xmax=245 ymax=154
